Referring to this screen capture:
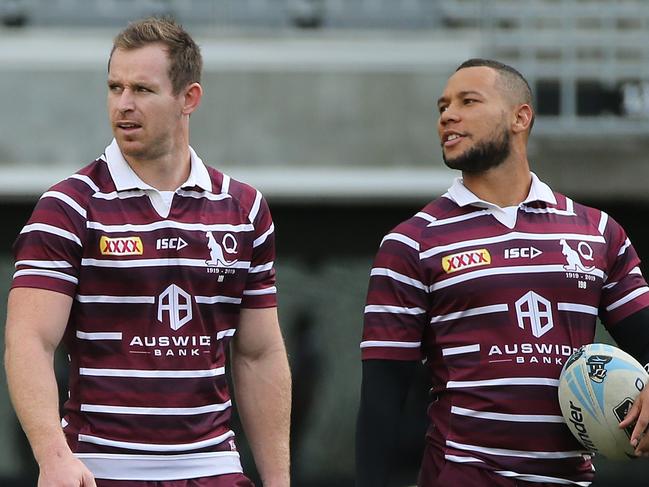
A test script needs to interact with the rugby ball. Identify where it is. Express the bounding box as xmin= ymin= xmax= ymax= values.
xmin=558 ymin=343 xmax=648 ymax=460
